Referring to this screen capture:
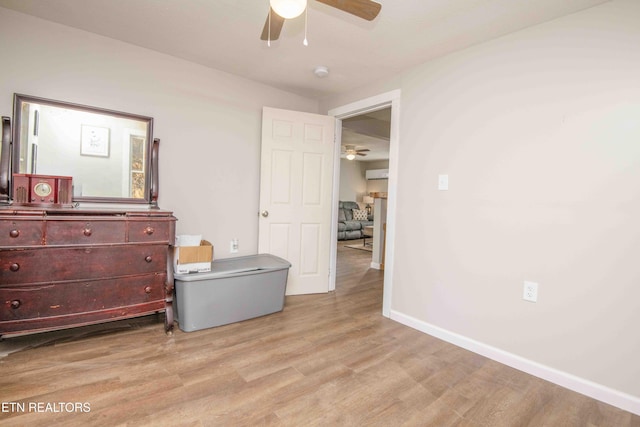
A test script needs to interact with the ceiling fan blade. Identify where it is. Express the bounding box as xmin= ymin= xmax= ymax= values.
xmin=315 ymin=0 xmax=382 ymax=21
xmin=260 ymin=9 xmax=285 ymax=41
xmin=356 ymin=152 xmax=368 ymax=156
xmin=356 ymin=148 xmax=370 ymax=152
